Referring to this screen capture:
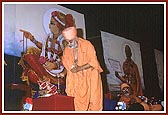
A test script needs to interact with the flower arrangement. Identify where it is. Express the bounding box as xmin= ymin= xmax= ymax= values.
xmin=115 ymin=101 xmax=127 ymax=111
xmin=23 ymin=97 xmax=33 ymax=111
